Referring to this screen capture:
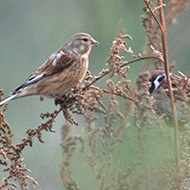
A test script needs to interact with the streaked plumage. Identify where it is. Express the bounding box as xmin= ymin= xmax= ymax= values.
xmin=0 ymin=33 xmax=99 ymax=106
